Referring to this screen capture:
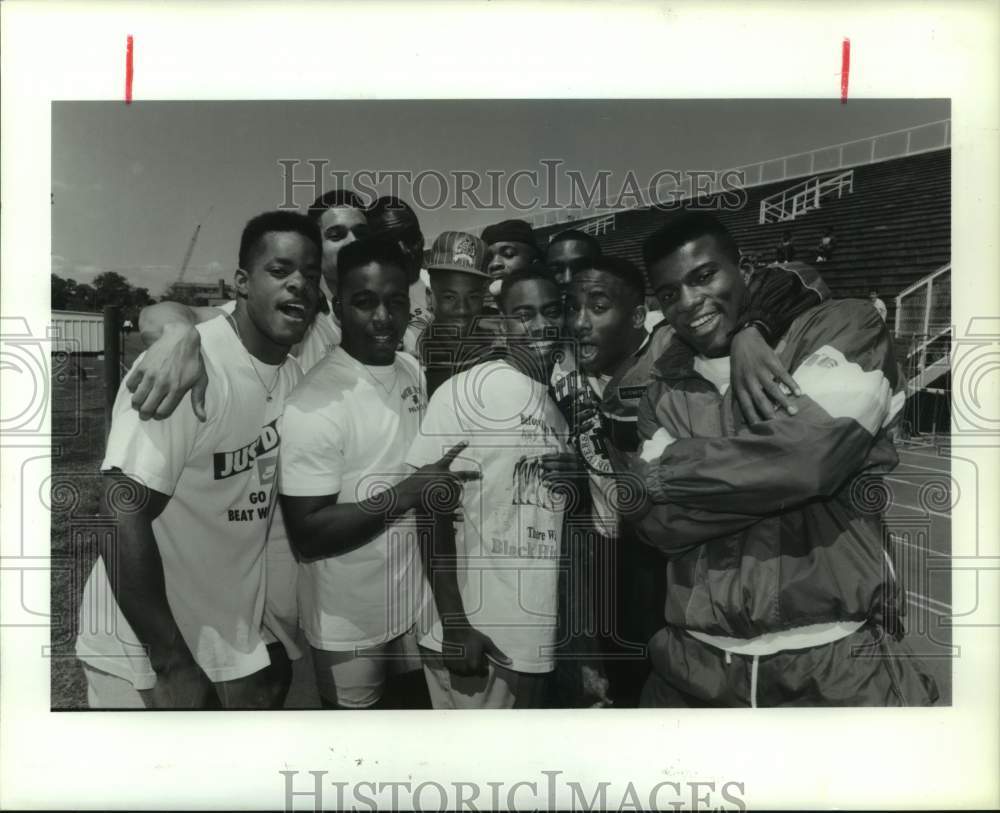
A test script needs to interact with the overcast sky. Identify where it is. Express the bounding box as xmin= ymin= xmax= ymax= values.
xmin=52 ymin=99 xmax=949 ymax=296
